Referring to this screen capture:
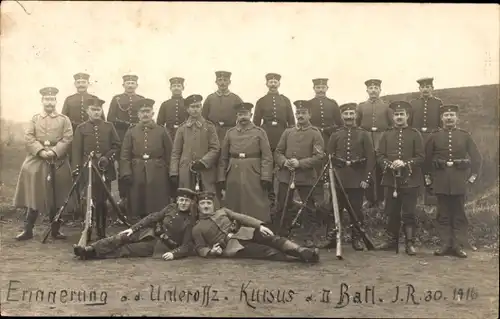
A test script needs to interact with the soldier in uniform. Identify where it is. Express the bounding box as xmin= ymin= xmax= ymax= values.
xmin=274 ymin=100 xmax=325 ymax=247
xmin=107 ymin=74 xmax=145 ymax=201
xmin=202 ymin=71 xmax=243 ymax=142
xmin=253 ymin=73 xmax=295 ymax=211
xmin=325 ymin=103 xmax=375 ymax=250
xmin=170 ymin=94 xmax=221 ymax=207
xmin=424 ymin=104 xmax=482 ymax=258
xmin=120 ymin=98 xmax=173 ymax=221
xmin=409 ymin=77 xmax=443 ymax=207
xmin=156 ymin=77 xmax=188 ymax=140
xmin=72 ymin=97 xmax=121 ymax=239
xmin=61 ymin=73 xmax=104 ymax=134
xmin=73 ymin=188 xmax=197 ymax=261
xmin=13 ymin=87 xmax=74 ymax=241
xmin=376 ymin=101 xmax=424 ymax=255
xmin=218 ymin=102 xmax=273 ymax=223
xmin=357 ymin=79 xmax=393 ymax=210
xmin=308 ymin=78 xmax=342 ymax=145
xmin=192 ymin=191 xmax=319 ymax=263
